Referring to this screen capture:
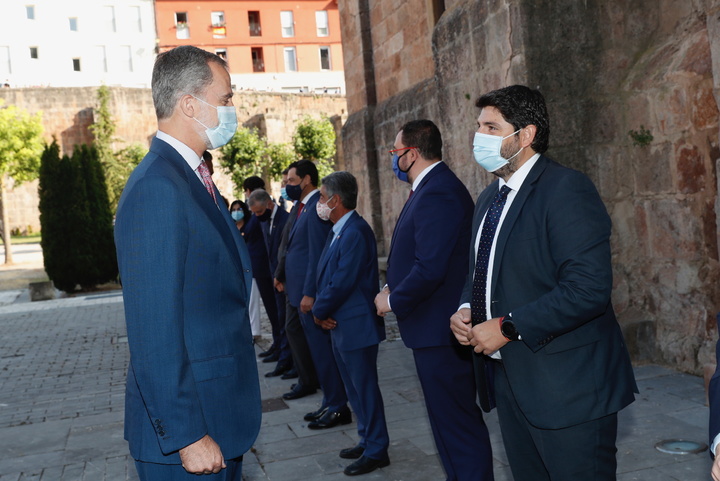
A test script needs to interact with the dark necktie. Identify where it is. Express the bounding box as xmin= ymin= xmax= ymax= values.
xmin=471 ymin=185 xmax=511 ymax=326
